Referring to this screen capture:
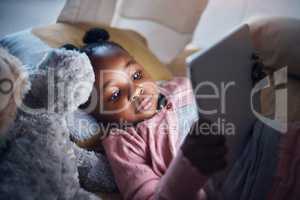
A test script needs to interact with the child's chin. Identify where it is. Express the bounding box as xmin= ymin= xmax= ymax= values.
xmin=134 ymin=108 xmax=156 ymax=121
xmin=143 ymin=109 xmax=157 ymax=118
